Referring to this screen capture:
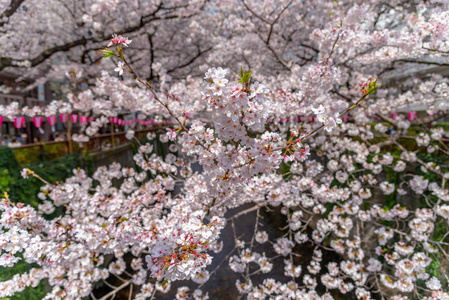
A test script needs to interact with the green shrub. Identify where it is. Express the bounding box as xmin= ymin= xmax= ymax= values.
xmin=0 ymin=148 xmax=85 ymax=208
xmin=0 ymin=146 xmax=89 ymax=300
